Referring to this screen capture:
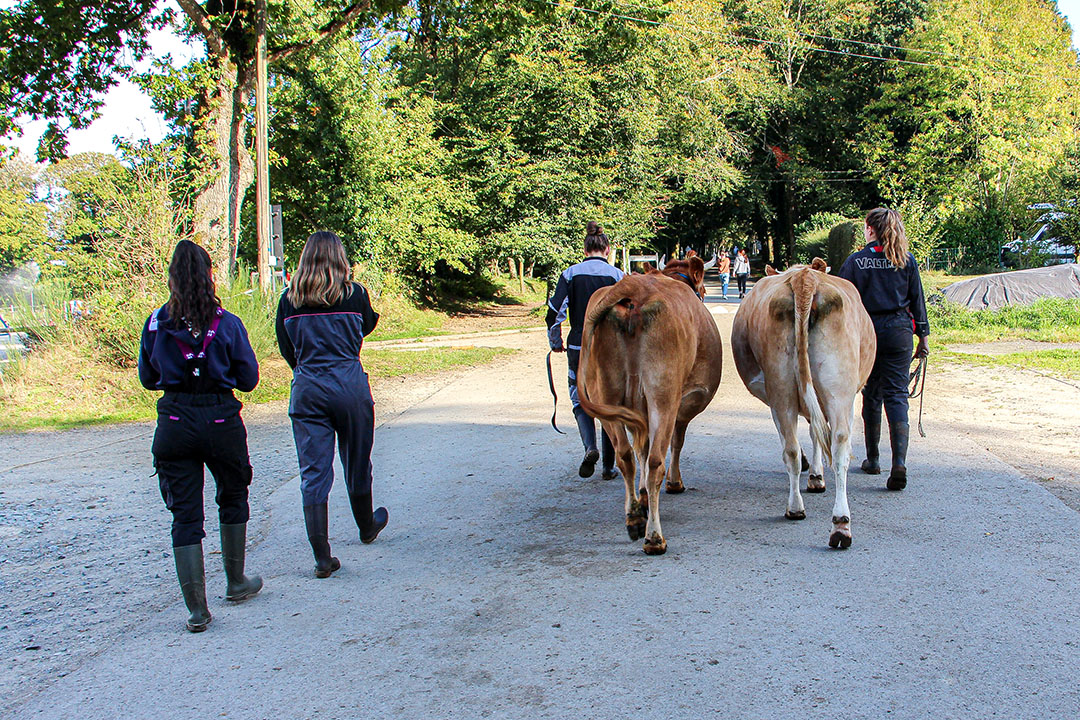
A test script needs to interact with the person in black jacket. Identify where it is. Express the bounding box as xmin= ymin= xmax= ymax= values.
xmin=138 ymin=240 xmax=262 ymax=633
xmin=276 ymin=231 xmax=386 ymax=579
xmin=838 ymin=208 xmax=930 ymax=491
xmin=546 ymin=222 xmax=625 ymax=479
